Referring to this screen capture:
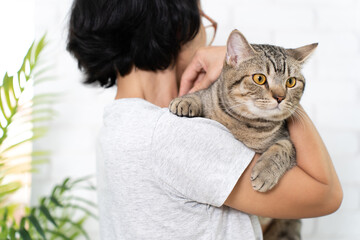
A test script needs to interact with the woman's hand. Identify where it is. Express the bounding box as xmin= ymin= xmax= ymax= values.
xmin=179 ymin=46 xmax=226 ymax=96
